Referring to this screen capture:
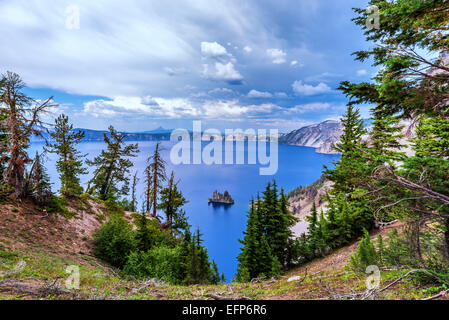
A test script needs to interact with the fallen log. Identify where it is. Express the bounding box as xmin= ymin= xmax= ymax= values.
xmin=206 ymin=293 xmax=250 ymax=300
